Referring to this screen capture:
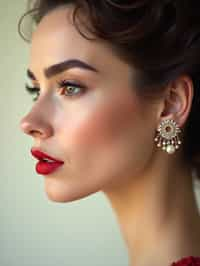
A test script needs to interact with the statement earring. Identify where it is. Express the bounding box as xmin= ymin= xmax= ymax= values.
xmin=154 ymin=119 xmax=182 ymax=154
